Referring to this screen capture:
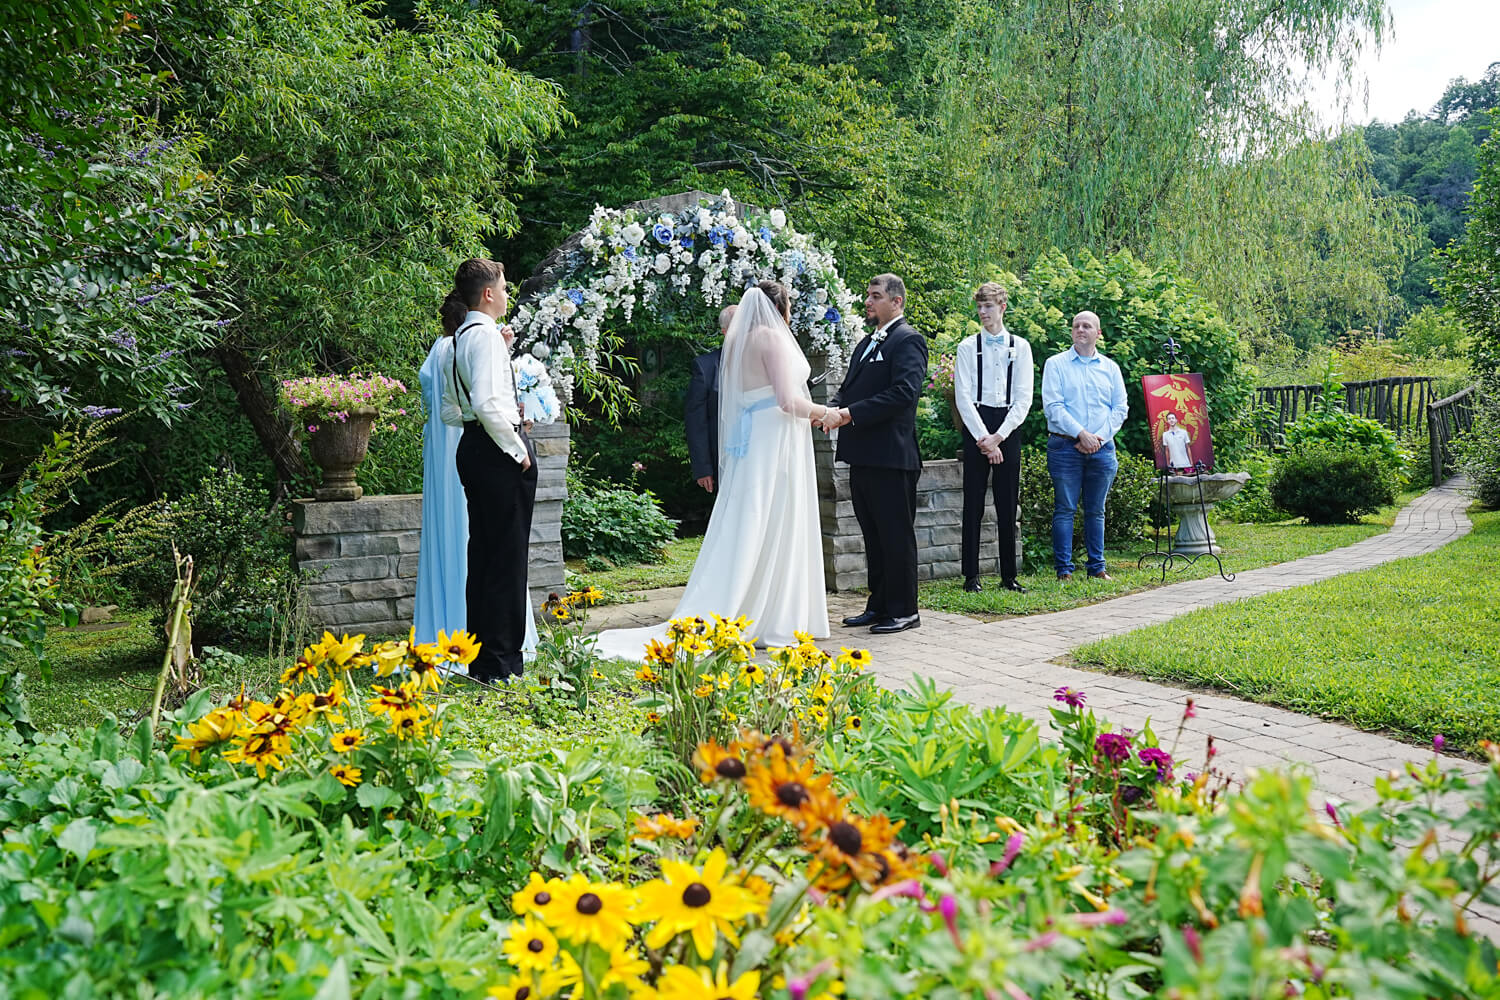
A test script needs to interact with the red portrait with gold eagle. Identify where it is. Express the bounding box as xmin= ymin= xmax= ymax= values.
xmin=1141 ymin=373 xmax=1214 ymax=472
